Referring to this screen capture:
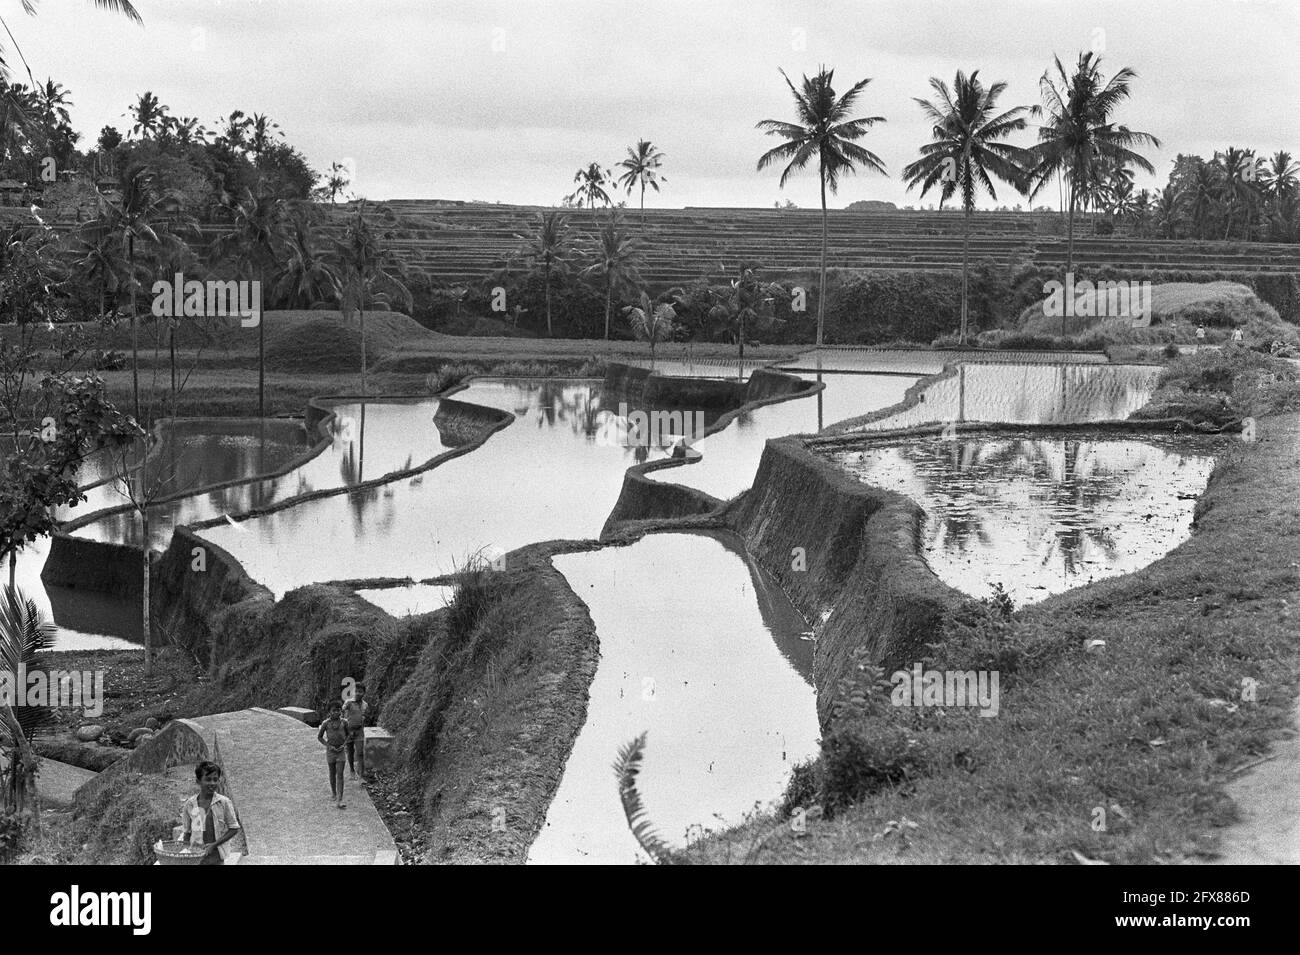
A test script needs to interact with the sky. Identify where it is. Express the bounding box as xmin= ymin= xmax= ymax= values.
xmin=6 ymin=0 xmax=1298 ymax=210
